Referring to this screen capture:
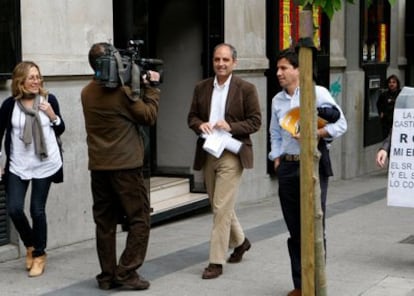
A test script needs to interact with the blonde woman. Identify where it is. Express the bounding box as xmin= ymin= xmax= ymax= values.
xmin=0 ymin=61 xmax=65 ymax=277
